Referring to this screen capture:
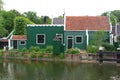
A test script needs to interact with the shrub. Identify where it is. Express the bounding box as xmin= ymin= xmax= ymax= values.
xmin=86 ymin=45 xmax=97 ymax=53
xmin=40 ymin=49 xmax=46 ymax=54
xmin=65 ymin=48 xmax=80 ymax=54
xmin=46 ymin=46 xmax=53 ymax=53
xmin=21 ymin=48 xmax=28 ymax=52
xmin=38 ymin=51 xmax=43 ymax=58
xmin=102 ymin=43 xmax=116 ymax=51
xmin=59 ymin=53 xmax=65 ymax=59
xmin=30 ymin=52 xmax=35 ymax=58
xmin=47 ymin=54 xmax=53 ymax=58
xmin=30 ymin=46 xmax=40 ymax=52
